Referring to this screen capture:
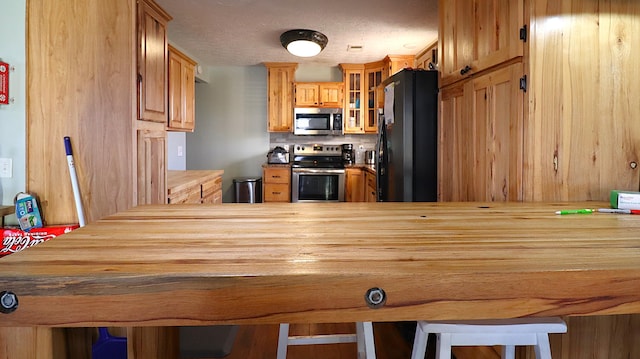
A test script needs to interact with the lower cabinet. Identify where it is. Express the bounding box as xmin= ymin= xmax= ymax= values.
xmin=364 ymin=170 xmax=377 ymax=202
xmin=345 ymin=168 xmax=364 ymax=202
xmin=263 ymin=166 xmax=291 ymax=202
xmin=345 ymin=167 xmax=376 ymax=202
xmin=137 ymin=126 xmax=167 ymax=205
xmin=167 ymin=170 xmax=223 ymax=204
